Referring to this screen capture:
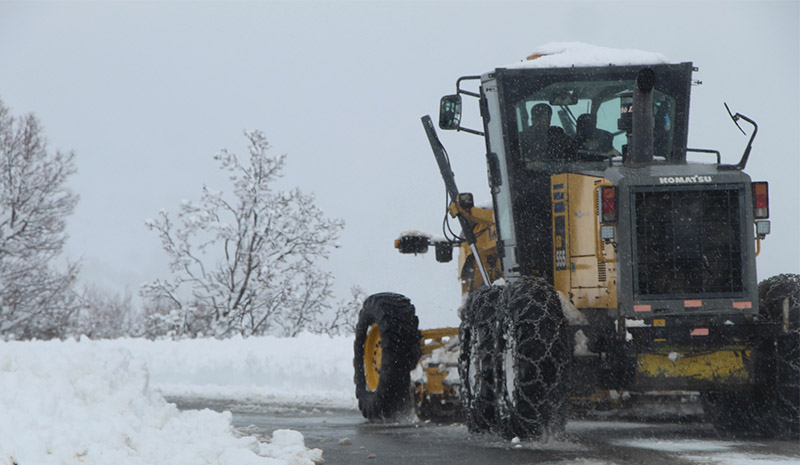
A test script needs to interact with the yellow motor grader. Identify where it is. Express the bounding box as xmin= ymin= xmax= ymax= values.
xmin=352 ymin=47 xmax=799 ymax=440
